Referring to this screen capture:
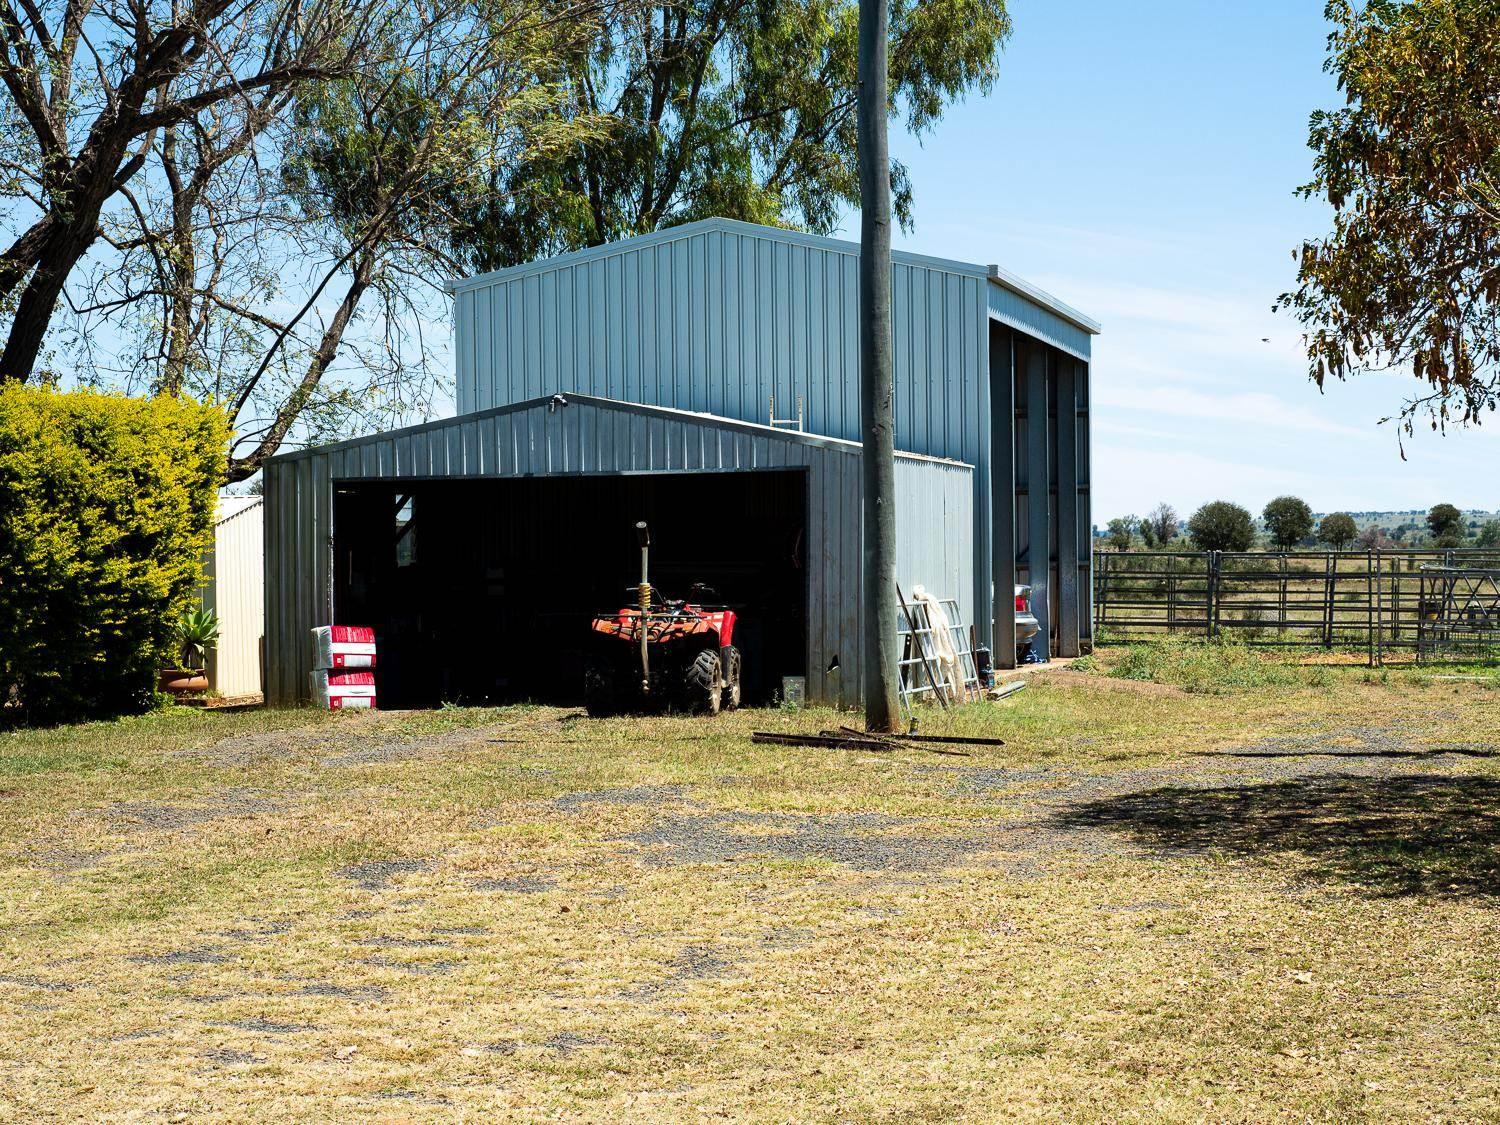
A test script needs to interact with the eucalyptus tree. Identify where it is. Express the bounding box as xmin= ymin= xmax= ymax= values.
xmin=1188 ymin=501 xmax=1256 ymax=553
xmin=857 ymin=0 xmax=897 ymax=730
xmin=1144 ymin=502 xmax=1179 ymax=548
xmin=1281 ymin=0 xmax=1500 ymax=433
xmin=1428 ymin=502 xmax=1466 ymax=547
xmin=450 ymin=0 xmax=1012 ymax=268
xmin=0 ymin=0 xmax=392 ymax=380
xmin=1105 ymin=517 xmax=1136 ymax=553
xmin=64 ymin=0 xmax=616 ymax=480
